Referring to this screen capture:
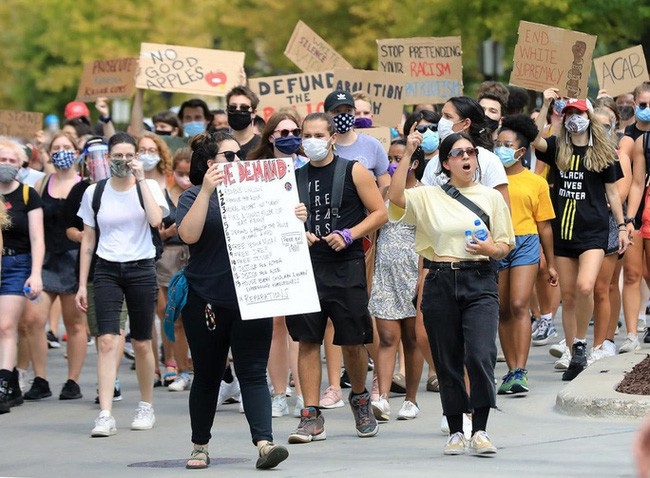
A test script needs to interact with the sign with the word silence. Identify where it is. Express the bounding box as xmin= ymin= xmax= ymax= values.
xmin=216 ymin=158 xmax=320 ymax=320
xmin=594 ymin=45 xmax=649 ymax=98
xmin=76 ymin=57 xmax=138 ymax=102
xmin=377 ymin=36 xmax=463 ymax=104
xmin=510 ymin=21 xmax=597 ymax=99
xmin=284 ymin=20 xmax=352 ymax=72
xmin=0 ymin=110 xmax=43 ymax=139
xmin=135 ymin=42 xmax=245 ymax=96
